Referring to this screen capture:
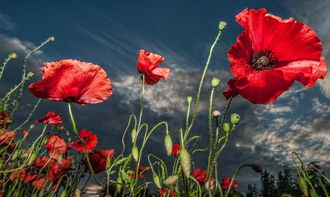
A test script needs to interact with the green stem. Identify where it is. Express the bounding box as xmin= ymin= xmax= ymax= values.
xmin=137 ymin=74 xmax=145 ymax=131
xmin=14 ymin=99 xmax=41 ymax=132
xmin=206 ymin=87 xmax=215 ymax=180
xmin=224 ymin=164 xmax=248 ymax=197
xmin=184 ymin=29 xmax=224 ymax=142
xmin=0 ymin=53 xmax=16 ymax=80
xmin=120 ymin=114 xmax=137 ymax=156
